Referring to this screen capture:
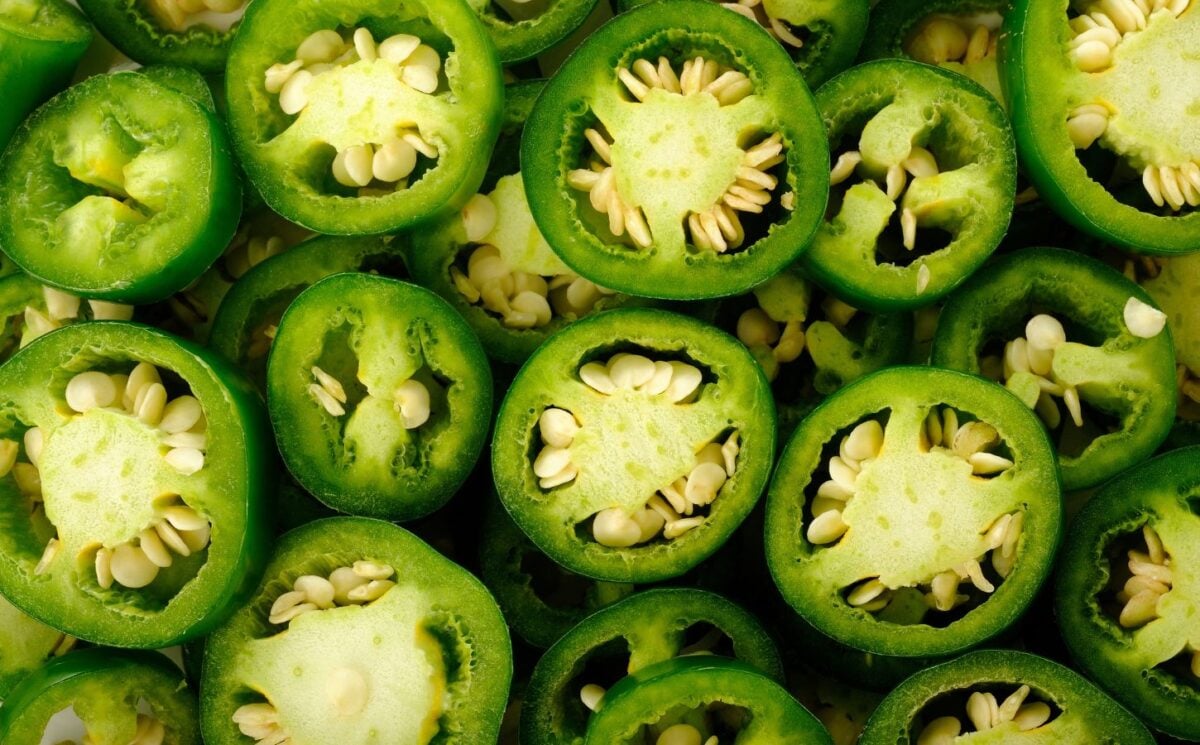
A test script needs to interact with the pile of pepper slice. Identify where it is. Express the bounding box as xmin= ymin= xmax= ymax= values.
xmin=0 ymin=0 xmax=1196 ymax=743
